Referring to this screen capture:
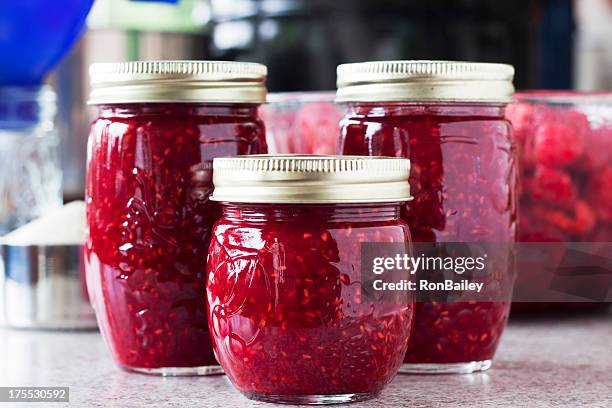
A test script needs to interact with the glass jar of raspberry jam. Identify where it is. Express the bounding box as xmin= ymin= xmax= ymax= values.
xmin=207 ymin=155 xmax=414 ymax=404
xmin=85 ymin=61 xmax=268 ymax=376
xmin=338 ymin=61 xmax=517 ymax=374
